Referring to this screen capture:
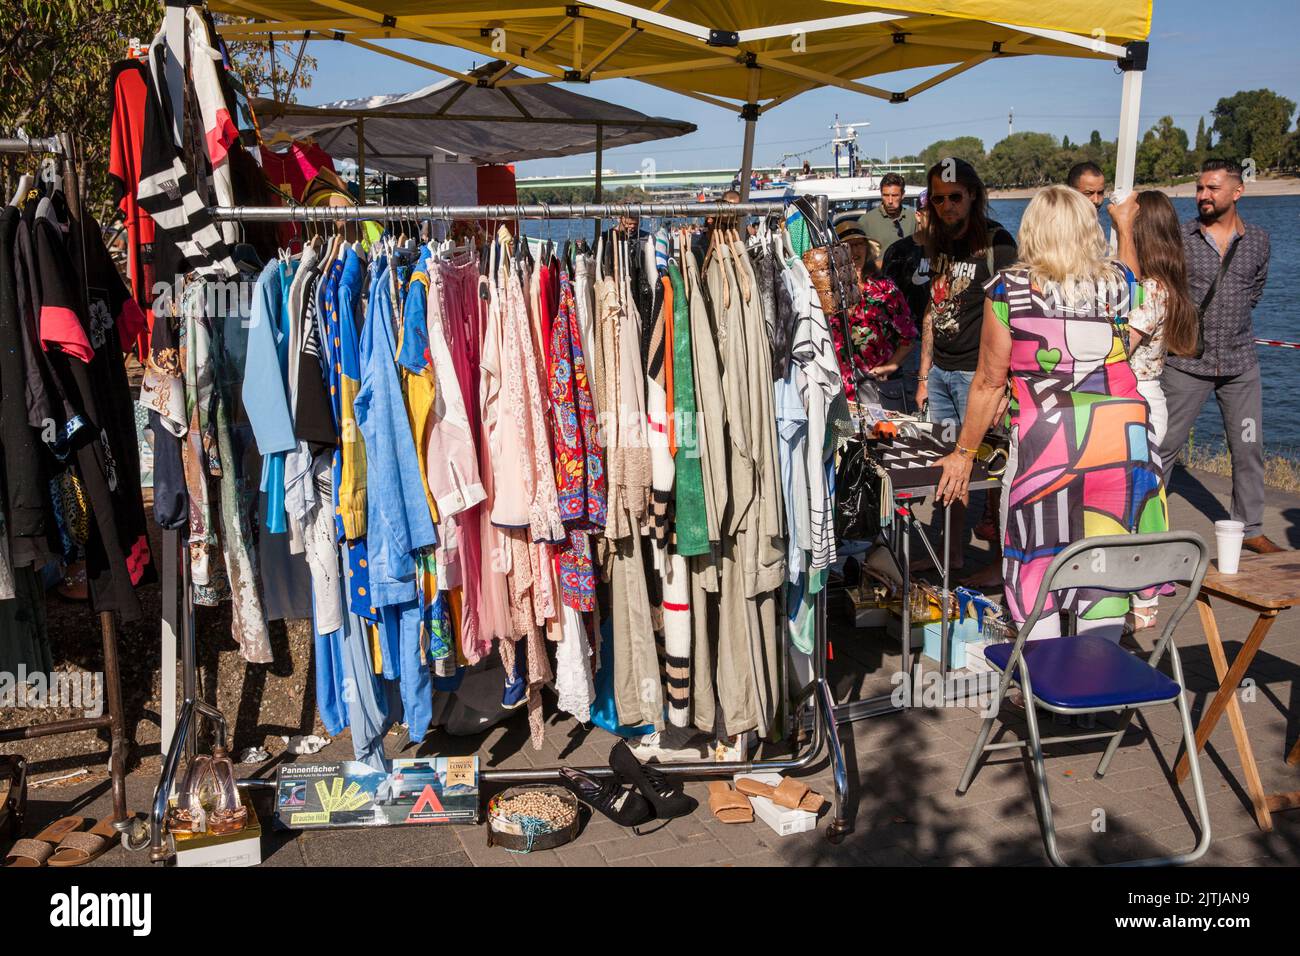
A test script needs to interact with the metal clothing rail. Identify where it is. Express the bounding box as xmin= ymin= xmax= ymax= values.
xmin=206 ymin=201 xmax=791 ymax=222
xmin=0 ymin=131 xmax=136 ymax=847
xmin=0 ymin=136 xmax=65 ymax=155
xmin=151 ymin=195 xmax=854 ymax=861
